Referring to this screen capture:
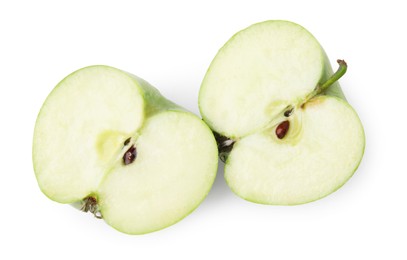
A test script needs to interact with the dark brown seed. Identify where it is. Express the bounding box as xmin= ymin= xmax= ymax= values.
xmin=124 ymin=137 xmax=131 ymax=146
xmin=276 ymin=120 xmax=290 ymax=139
xmin=284 ymin=108 xmax=293 ymax=117
xmin=123 ymin=145 xmax=137 ymax=165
